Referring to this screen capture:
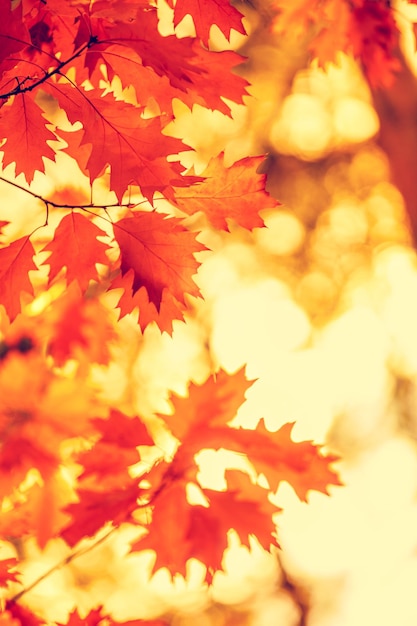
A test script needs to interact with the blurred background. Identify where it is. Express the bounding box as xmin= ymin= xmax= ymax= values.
xmin=5 ymin=1 xmax=417 ymax=625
